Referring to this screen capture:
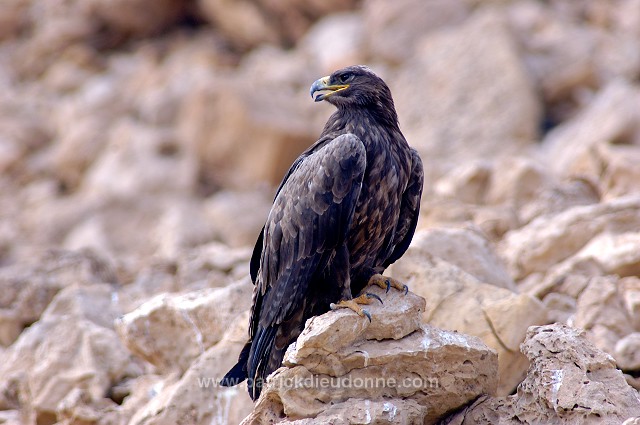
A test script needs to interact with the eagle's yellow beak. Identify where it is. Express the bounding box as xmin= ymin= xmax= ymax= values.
xmin=310 ymin=76 xmax=349 ymax=102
